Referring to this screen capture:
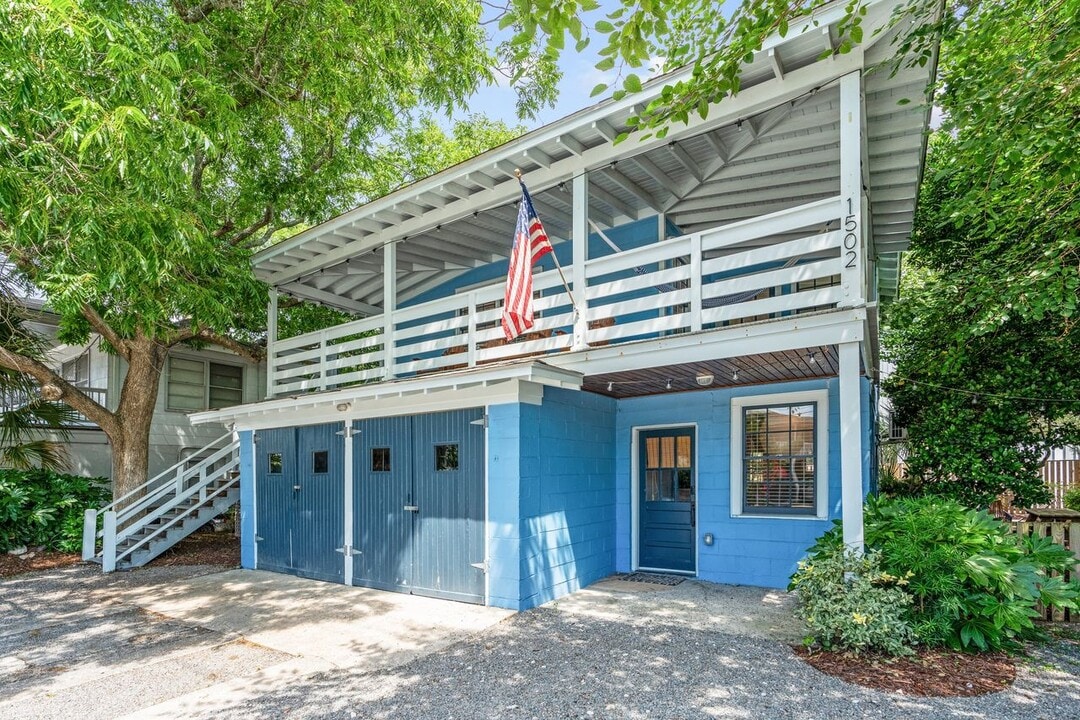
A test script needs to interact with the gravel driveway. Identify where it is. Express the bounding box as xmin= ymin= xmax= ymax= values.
xmin=185 ymin=578 xmax=1080 ymax=720
xmin=3 ymin=568 xmax=1079 ymax=720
